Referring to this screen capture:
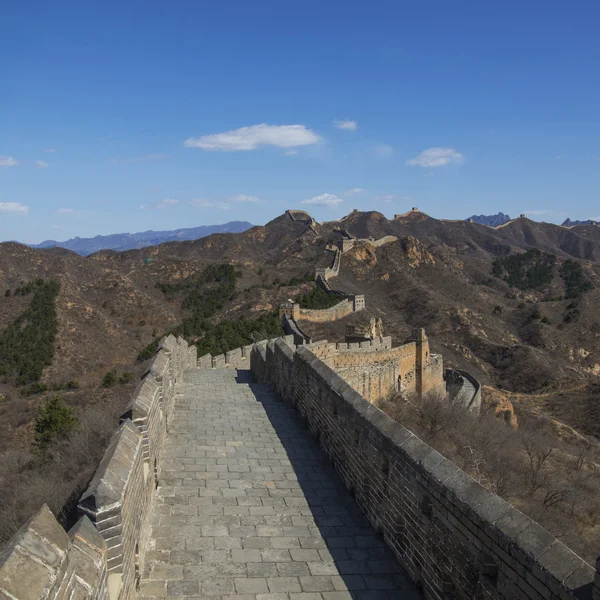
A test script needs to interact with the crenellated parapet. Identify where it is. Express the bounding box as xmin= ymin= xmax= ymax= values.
xmin=0 ymin=334 xmax=197 ymax=600
xmin=0 ymin=505 xmax=109 ymax=600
